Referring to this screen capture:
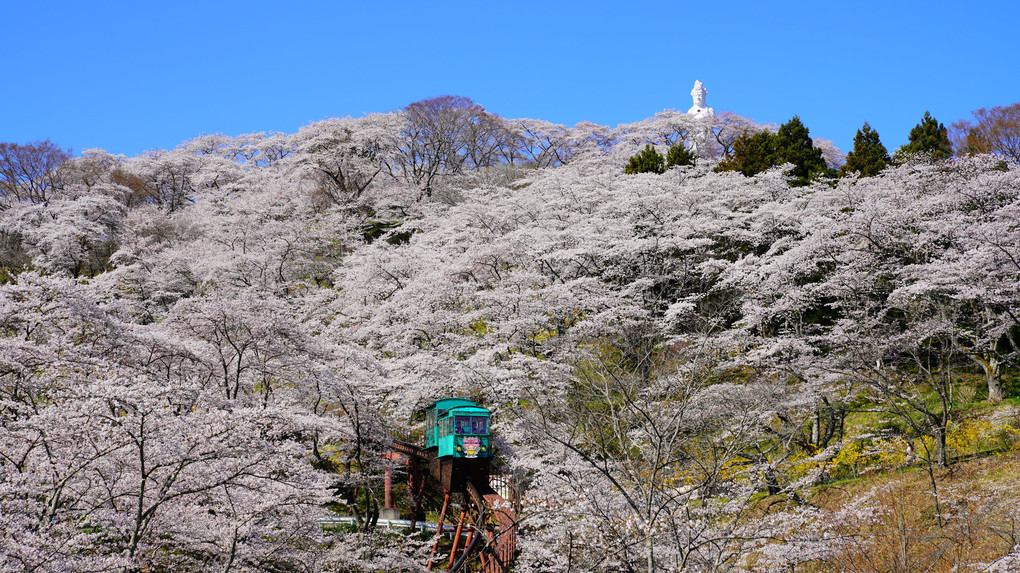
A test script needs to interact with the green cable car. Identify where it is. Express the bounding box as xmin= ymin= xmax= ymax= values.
xmin=424 ymin=398 xmax=492 ymax=459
